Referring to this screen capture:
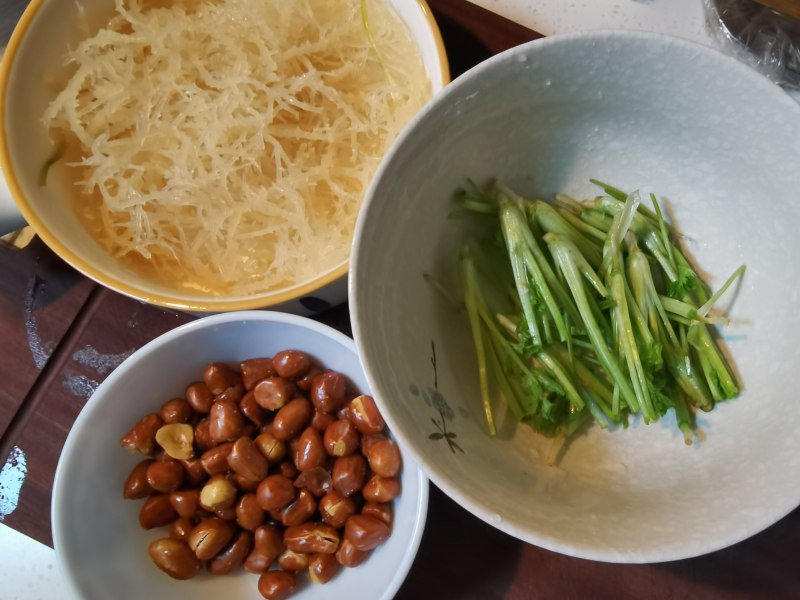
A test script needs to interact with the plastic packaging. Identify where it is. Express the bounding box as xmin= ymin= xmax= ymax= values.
xmin=705 ymin=0 xmax=800 ymax=90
